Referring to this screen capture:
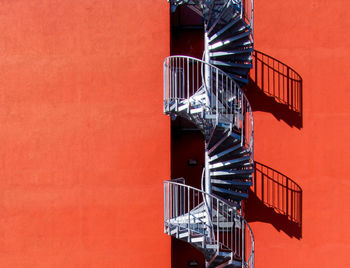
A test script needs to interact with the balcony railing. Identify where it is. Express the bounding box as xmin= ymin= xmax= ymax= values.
xmin=163 ymin=55 xmax=253 ymax=156
xmin=164 ymin=179 xmax=254 ymax=267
